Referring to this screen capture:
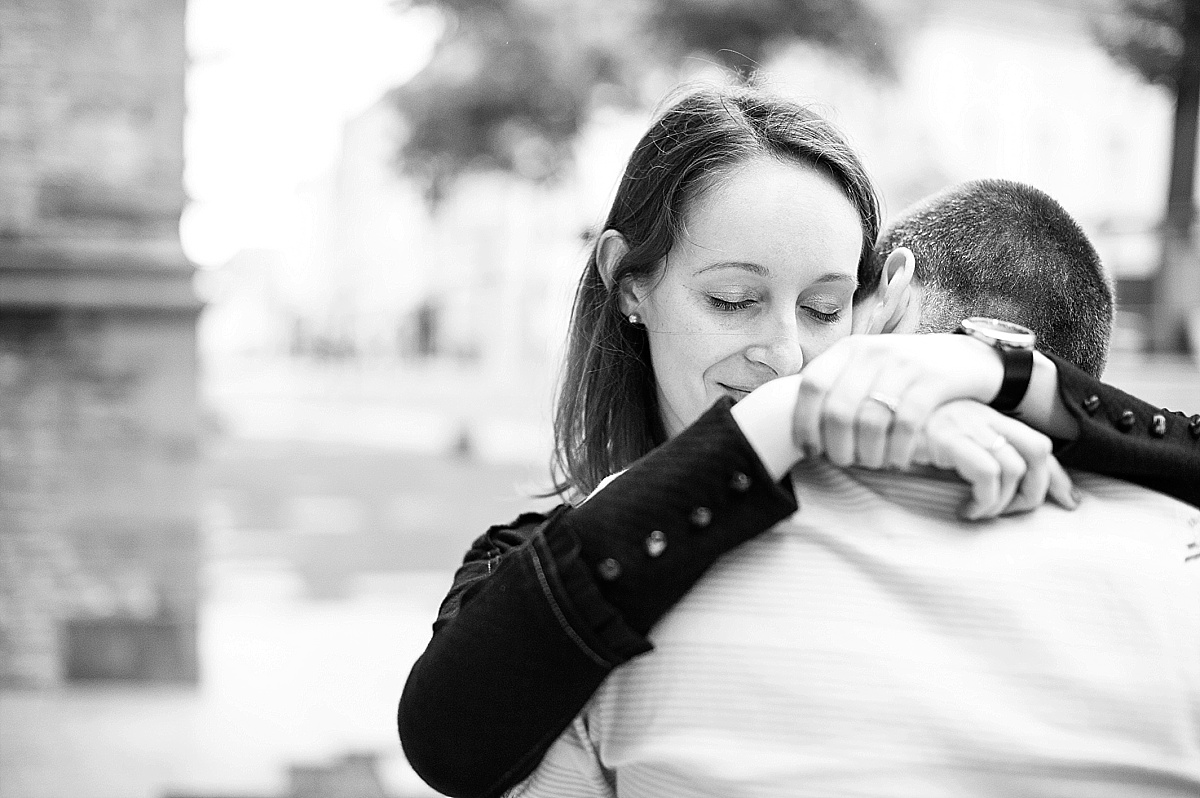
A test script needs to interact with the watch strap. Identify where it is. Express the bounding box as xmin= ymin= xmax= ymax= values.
xmin=991 ymin=344 xmax=1034 ymax=412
